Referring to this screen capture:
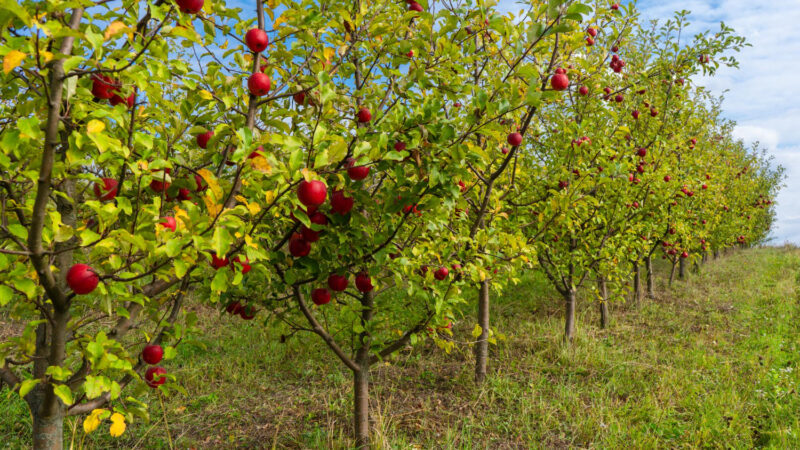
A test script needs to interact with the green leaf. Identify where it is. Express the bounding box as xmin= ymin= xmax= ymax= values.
xmin=210 ymin=269 xmax=229 ymax=293
xmin=18 ymin=379 xmax=39 ymax=398
xmin=289 ymin=148 xmax=303 ymax=172
xmin=53 ymin=384 xmax=74 ymax=406
xmin=0 ymin=285 xmax=12 ymax=306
